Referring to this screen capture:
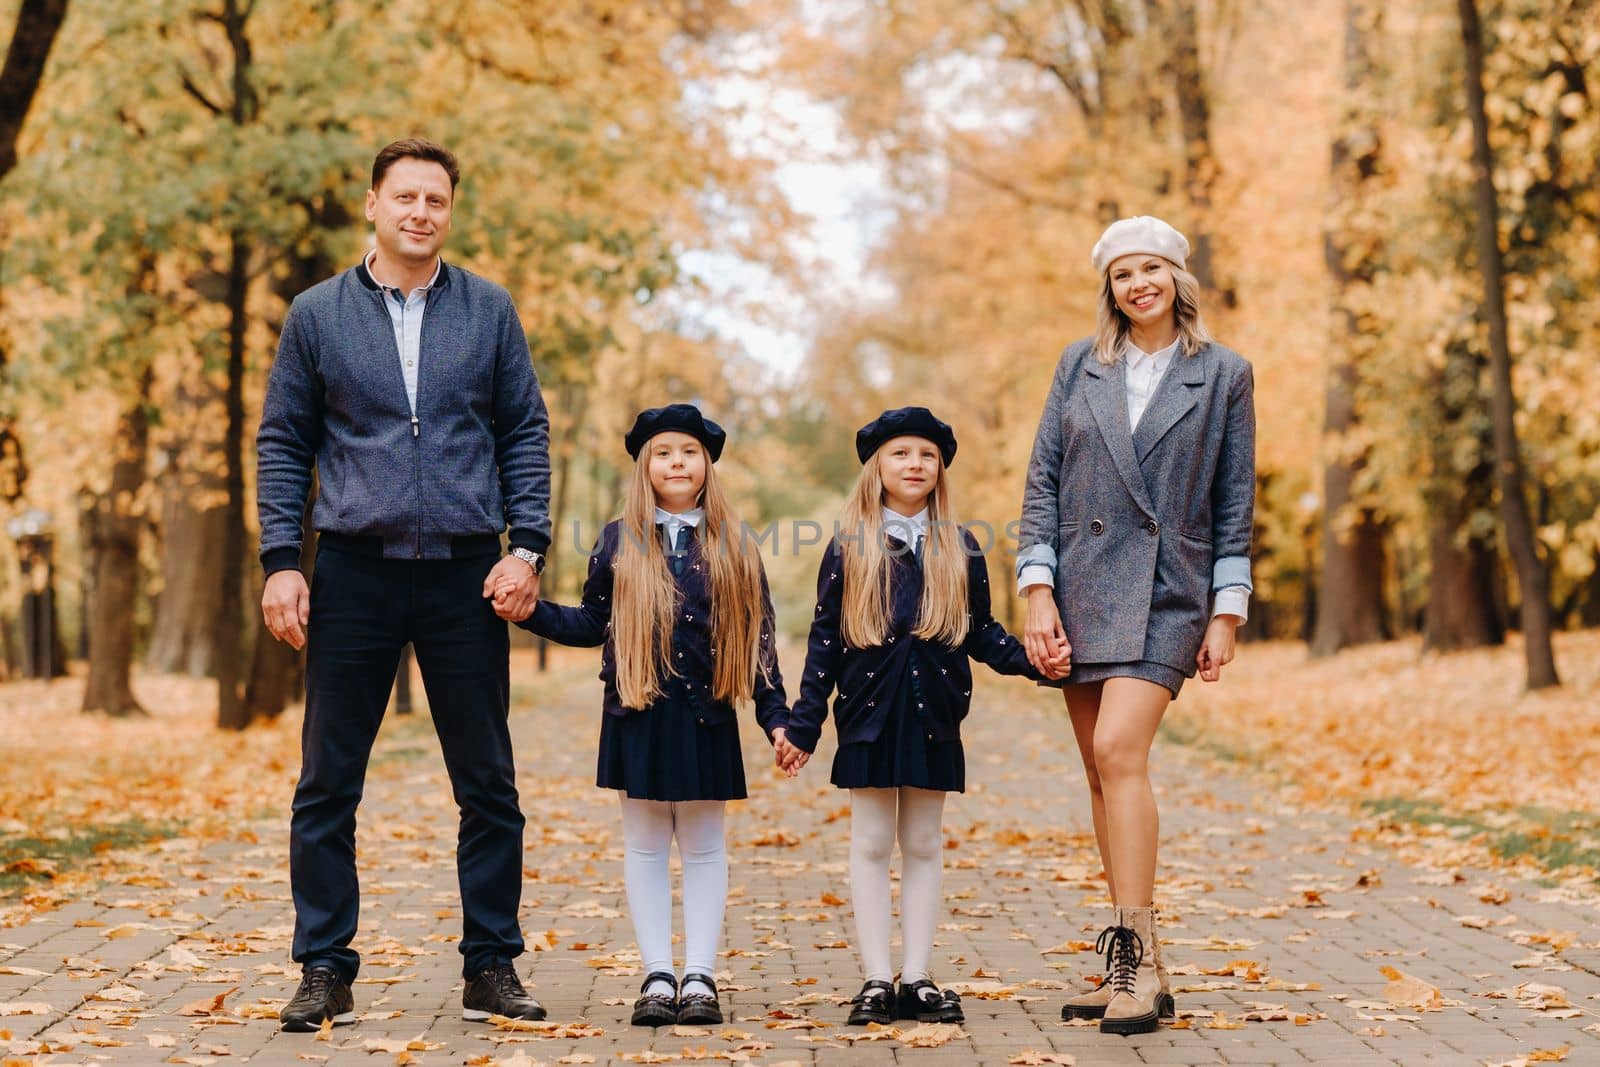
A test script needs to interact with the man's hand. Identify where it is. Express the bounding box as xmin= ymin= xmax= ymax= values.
xmin=1023 ymin=585 xmax=1072 ymax=679
xmin=485 ymin=556 xmax=539 ymax=622
xmin=262 ymin=570 xmax=311 ymax=651
xmin=1196 ymin=614 xmax=1240 ymax=682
